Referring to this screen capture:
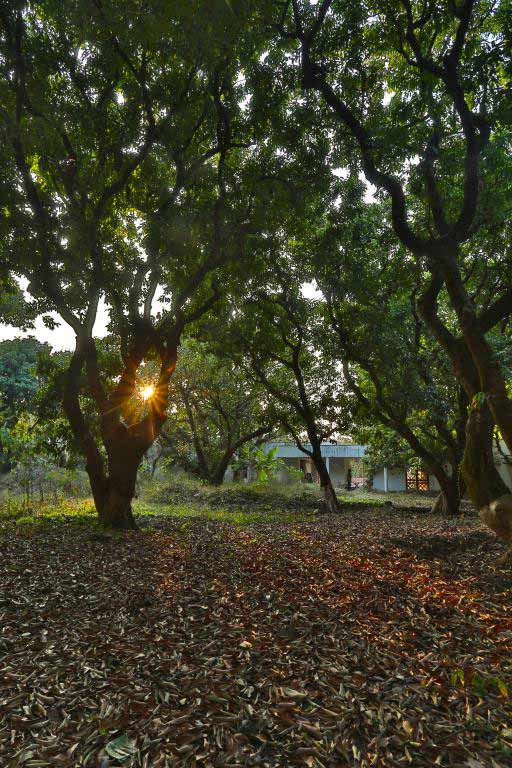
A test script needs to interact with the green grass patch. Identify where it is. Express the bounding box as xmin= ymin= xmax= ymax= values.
xmin=0 ymin=480 xmax=390 ymax=533
xmin=0 ymin=496 xmax=97 ymax=529
xmin=134 ymin=498 xmax=318 ymax=526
